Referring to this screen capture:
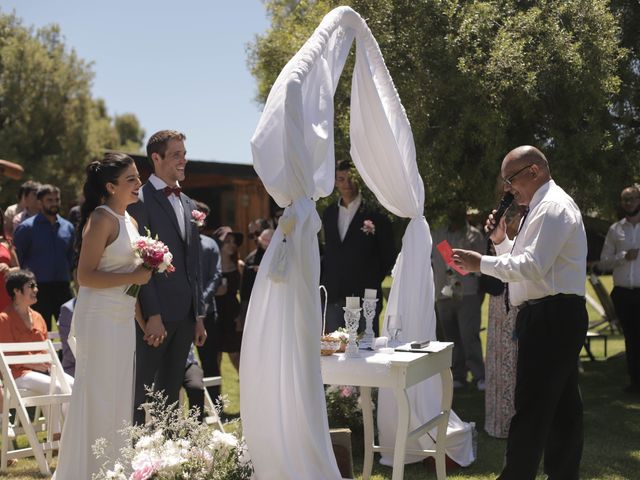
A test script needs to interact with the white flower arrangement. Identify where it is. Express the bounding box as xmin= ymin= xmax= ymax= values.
xmin=92 ymin=391 xmax=253 ymax=480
